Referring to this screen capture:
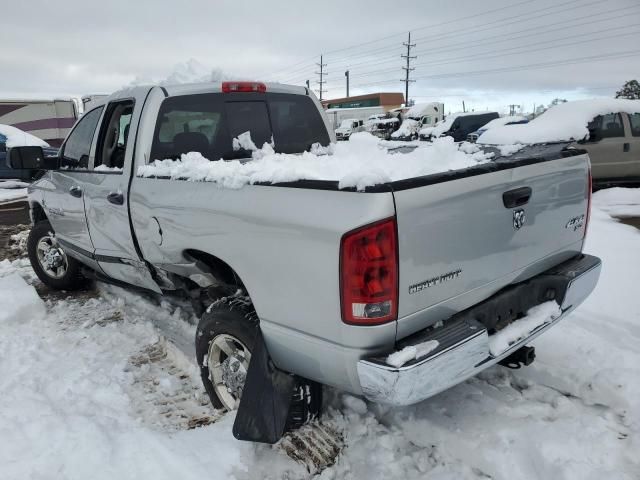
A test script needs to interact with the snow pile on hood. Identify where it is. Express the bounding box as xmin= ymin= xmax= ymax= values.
xmin=138 ymin=133 xmax=494 ymax=191
xmin=0 ymin=124 xmax=49 ymax=148
xmin=479 ymin=99 xmax=640 ymax=145
xmin=478 ymin=115 xmax=527 ymax=132
xmin=390 ymin=119 xmax=419 ymax=138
